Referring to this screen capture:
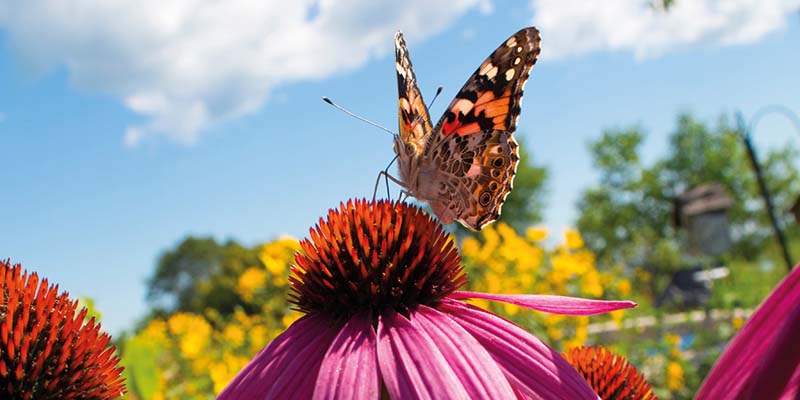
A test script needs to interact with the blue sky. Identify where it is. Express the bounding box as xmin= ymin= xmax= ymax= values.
xmin=1 ymin=1 xmax=799 ymax=335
